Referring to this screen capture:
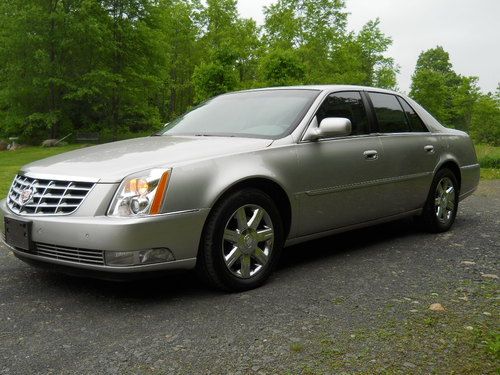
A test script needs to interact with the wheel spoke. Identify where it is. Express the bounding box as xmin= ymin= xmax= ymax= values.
xmin=225 ymin=247 xmax=241 ymax=268
xmin=252 ymin=247 xmax=268 ymax=265
xmin=248 ymin=208 xmax=264 ymax=230
xmin=434 ymin=197 xmax=441 ymax=206
xmin=256 ymin=227 xmax=273 ymax=242
xmin=446 ymin=200 xmax=454 ymax=210
xmin=223 ymin=229 xmax=240 ymax=244
xmin=235 ymin=207 xmax=248 ymax=231
xmin=436 ymin=206 xmax=442 ymax=219
xmin=240 ymin=255 xmax=251 ymax=278
xmin=437 ymin=182 xmax=444 ymax=195
xmin=446 ymin=186 xmax=454 ymax=195
xmin=440 ymin=206 xmax=446 ymax=220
